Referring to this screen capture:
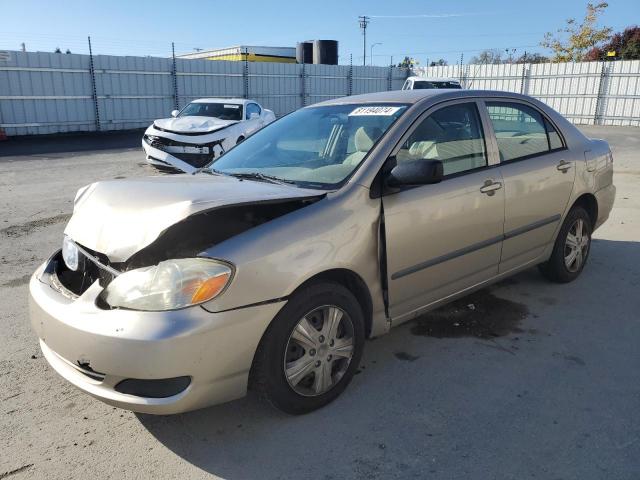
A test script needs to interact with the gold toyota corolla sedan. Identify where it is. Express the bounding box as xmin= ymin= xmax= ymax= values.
xmin=29 ymin=90 xmax=615 ymax=415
